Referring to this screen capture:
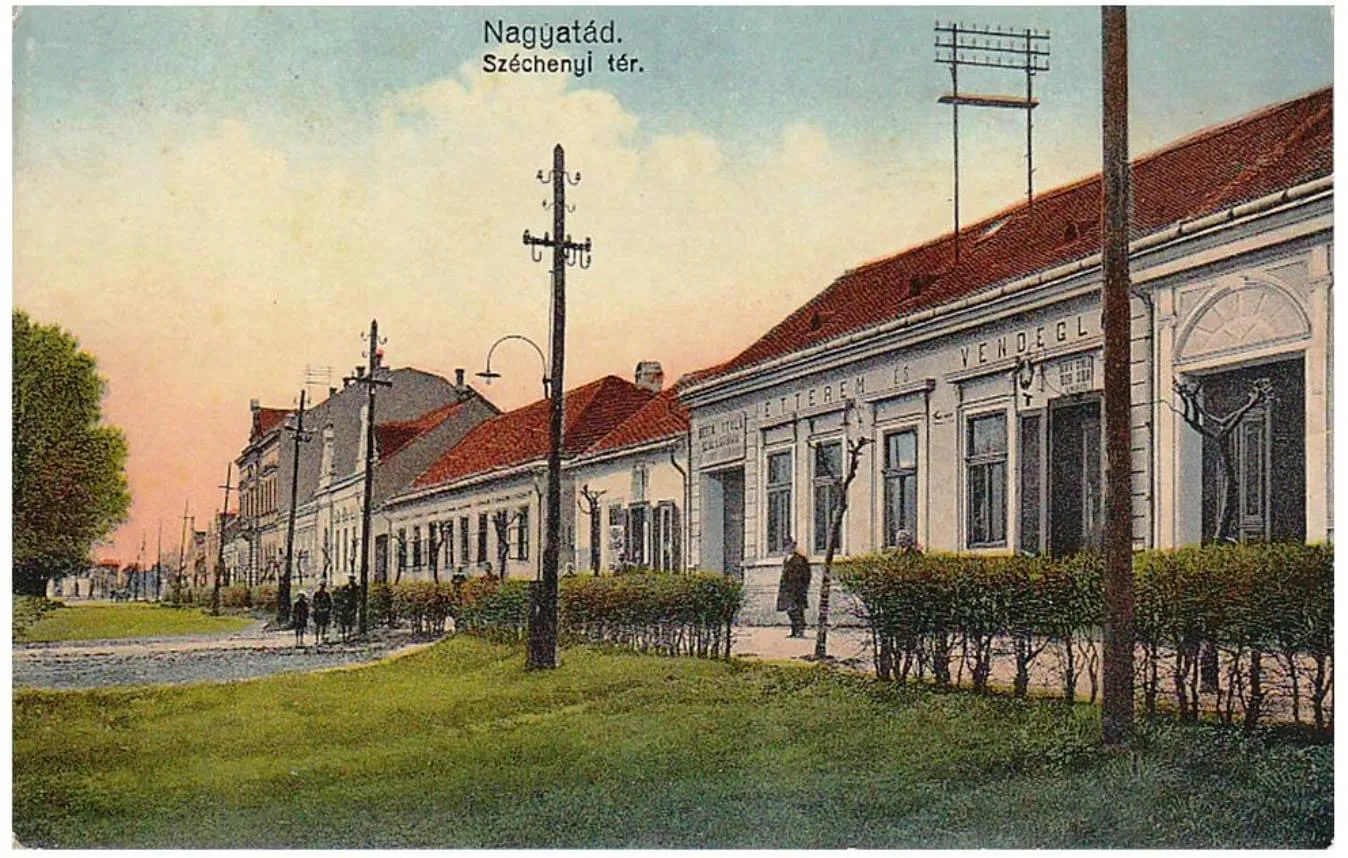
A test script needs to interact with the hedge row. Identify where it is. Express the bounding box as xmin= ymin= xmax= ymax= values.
xmin=456 ymin=572 xmax=743 ymax=659
xmin=837 ymin=543 xmax=1332 ymax=732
